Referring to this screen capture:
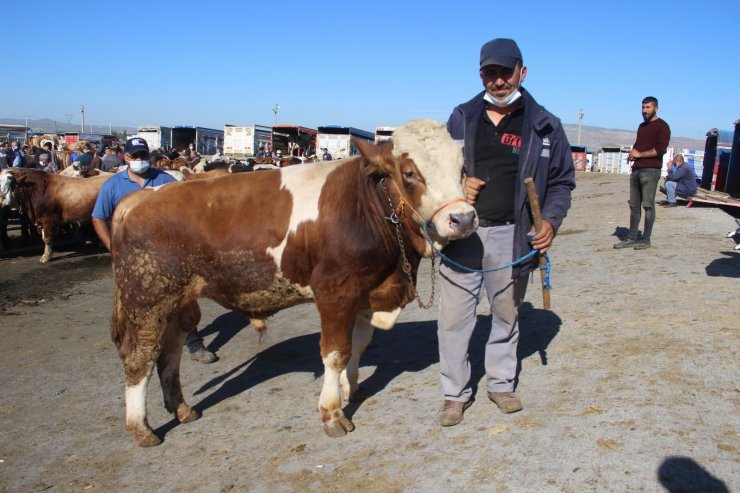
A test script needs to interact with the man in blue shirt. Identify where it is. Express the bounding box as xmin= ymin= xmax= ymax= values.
xmin=92 ymin=137 xmax=217 ymax=364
